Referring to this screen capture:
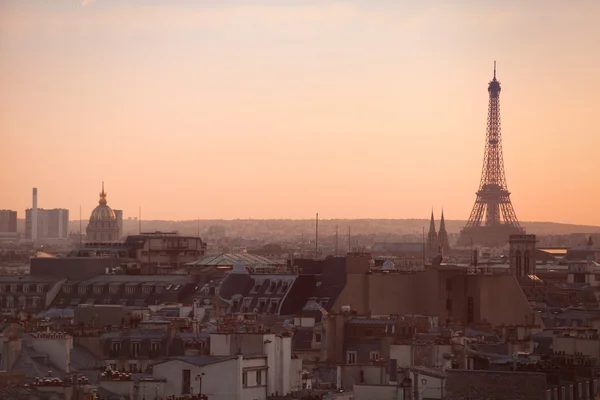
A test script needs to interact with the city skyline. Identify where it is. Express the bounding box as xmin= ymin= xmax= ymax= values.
xmin=2 ymin=1 xmax=600 ymax=224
